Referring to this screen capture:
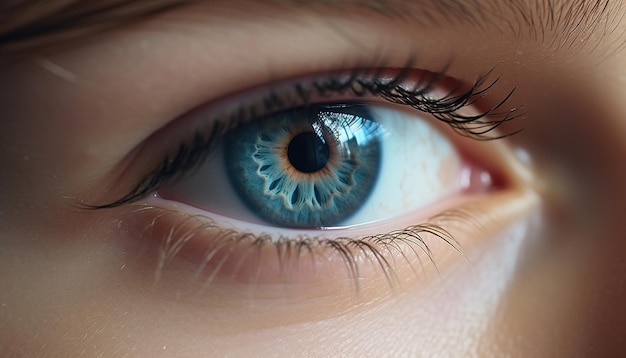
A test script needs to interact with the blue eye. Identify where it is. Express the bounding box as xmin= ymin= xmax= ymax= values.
xmin=89 ymin=69 xmax=517 ymax=288
xmin=223 ymin=104 xmax=382 ymax=227
xmin=163 ymin=102 xmax=463 ymax=229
